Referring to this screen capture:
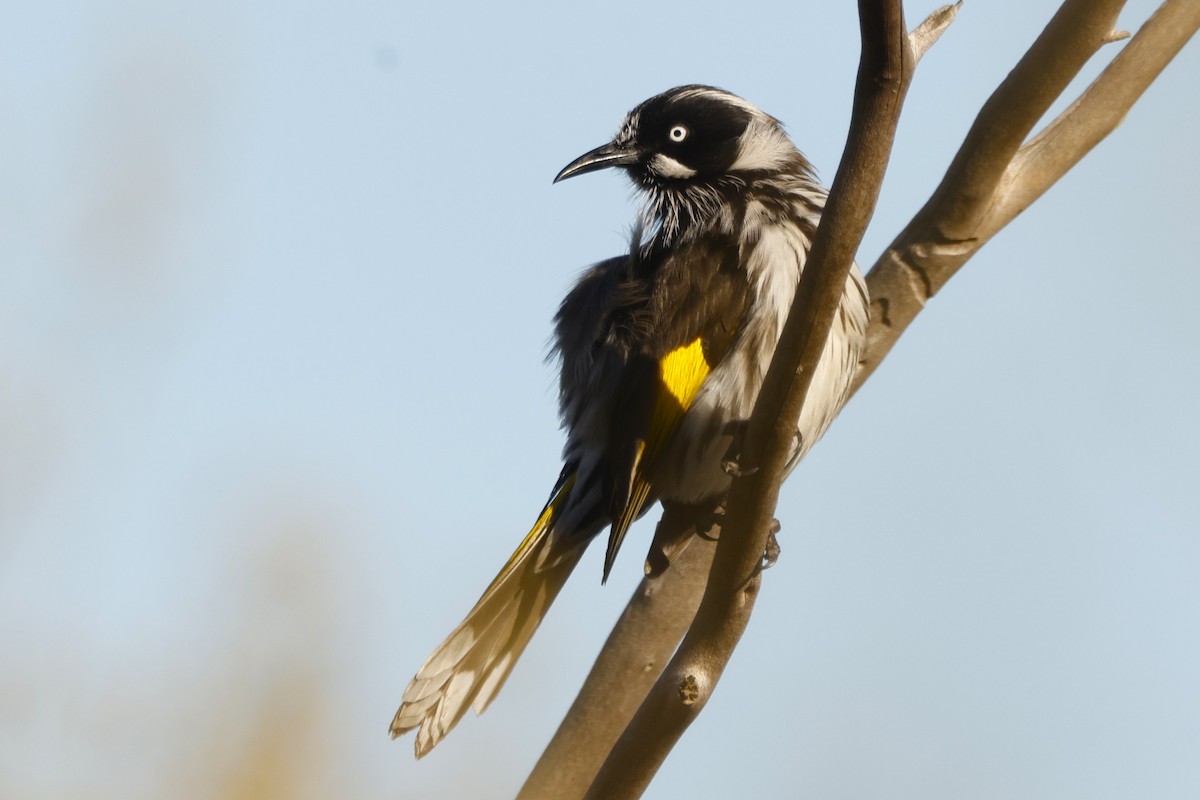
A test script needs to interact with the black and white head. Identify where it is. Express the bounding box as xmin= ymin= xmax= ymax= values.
xmin=555 ymin=85 xmax=815 ymax=242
